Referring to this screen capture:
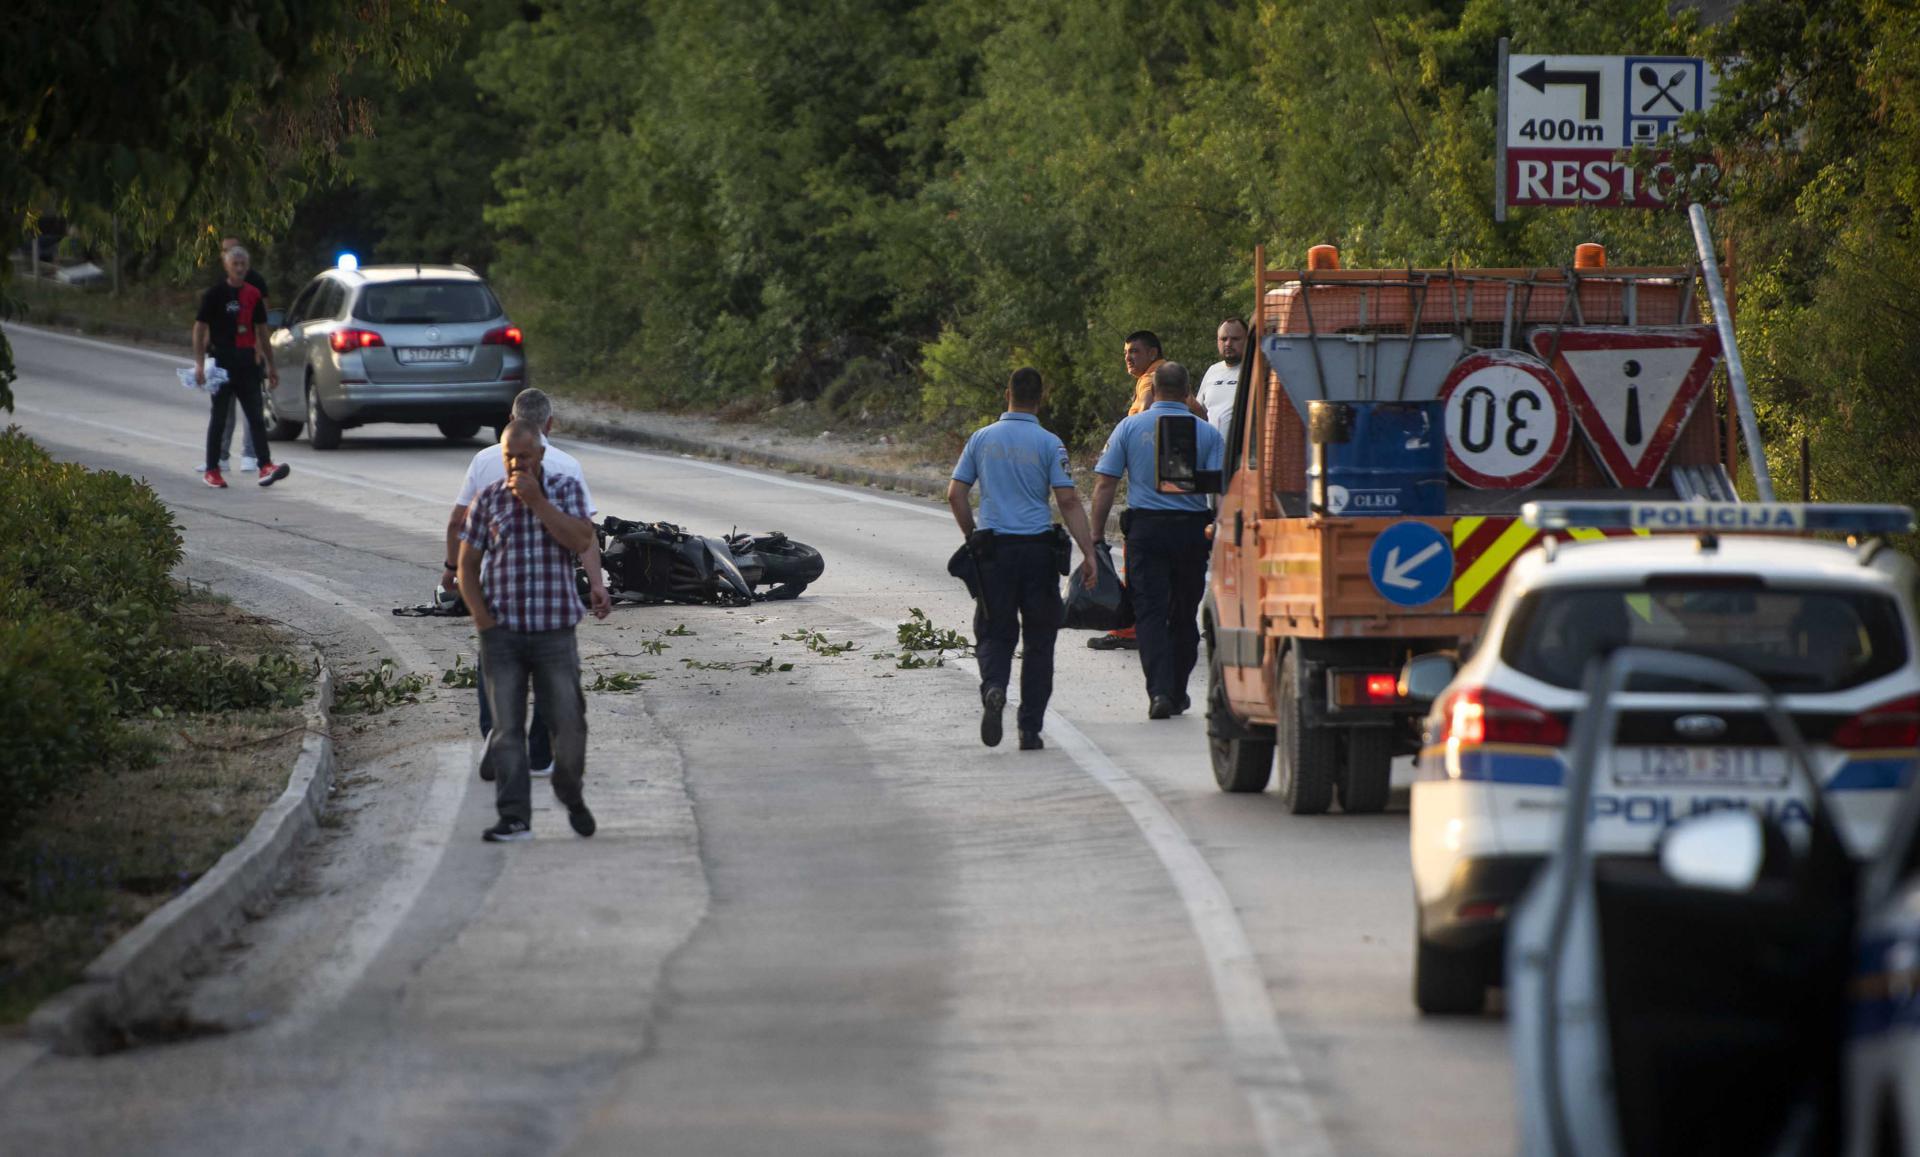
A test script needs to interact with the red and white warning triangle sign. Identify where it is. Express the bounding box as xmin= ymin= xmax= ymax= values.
xmin=1529 ymin=326 xmax=1722 ymax=487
